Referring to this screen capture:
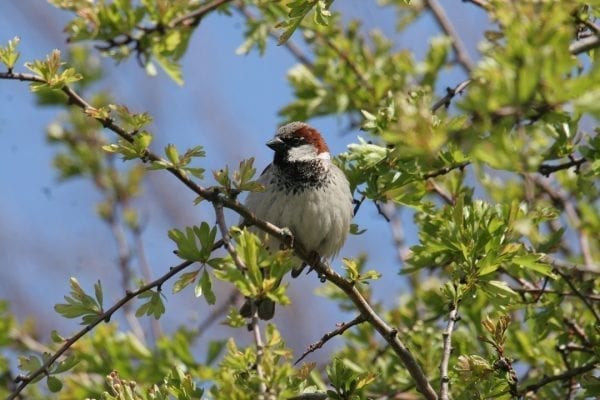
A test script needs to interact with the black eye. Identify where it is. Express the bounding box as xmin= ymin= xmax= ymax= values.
xmin=285 ymin=136 xmax=305 ymax=146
